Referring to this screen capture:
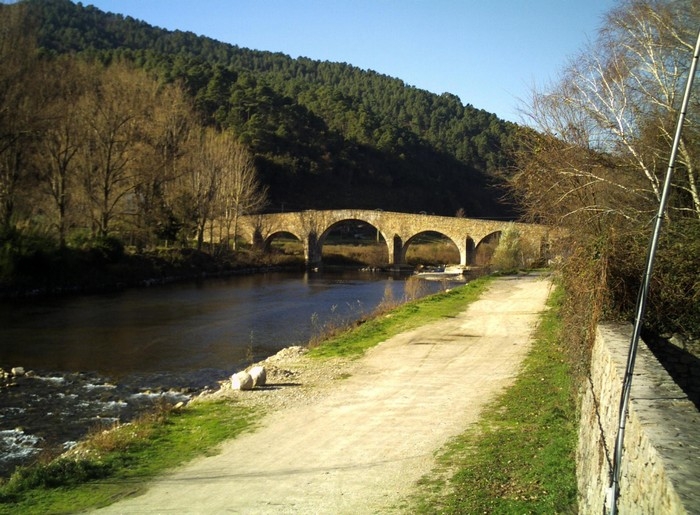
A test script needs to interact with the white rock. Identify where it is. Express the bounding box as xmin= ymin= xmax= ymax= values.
xmin=11 ymin=367 xmax=25 ymax=377
xmin=230 ymin=371 xmax=253 ymax=391
xmin=248 ymin=366 xmax=267 ymax=387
